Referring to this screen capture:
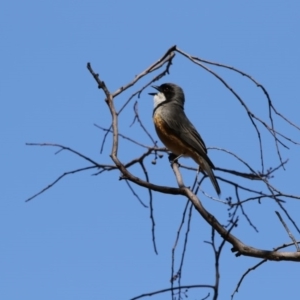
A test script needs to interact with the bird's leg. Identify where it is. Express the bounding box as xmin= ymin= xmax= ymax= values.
xmin=168 ymin=153 xmax=183 ymax=165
